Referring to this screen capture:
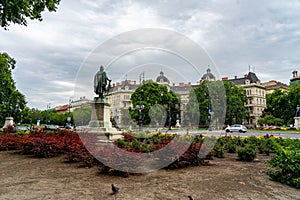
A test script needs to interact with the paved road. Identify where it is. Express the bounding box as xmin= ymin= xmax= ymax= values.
xmin=167 ymin=129 xmax=300 ymax=139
